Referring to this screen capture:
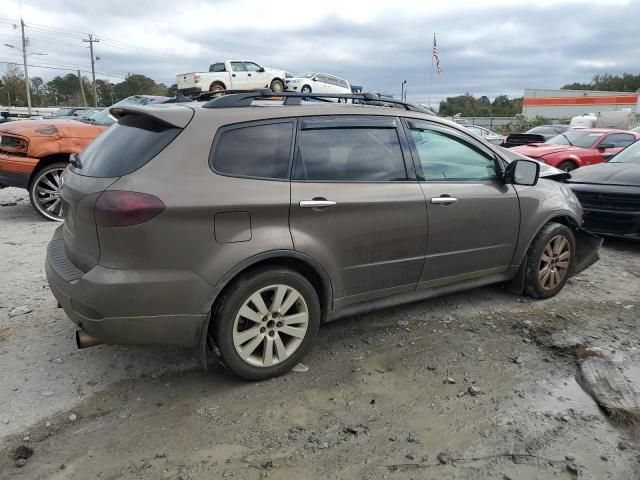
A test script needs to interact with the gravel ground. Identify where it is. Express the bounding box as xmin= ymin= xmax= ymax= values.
xmin=1 ymin=186 xmax=639 ymax=480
